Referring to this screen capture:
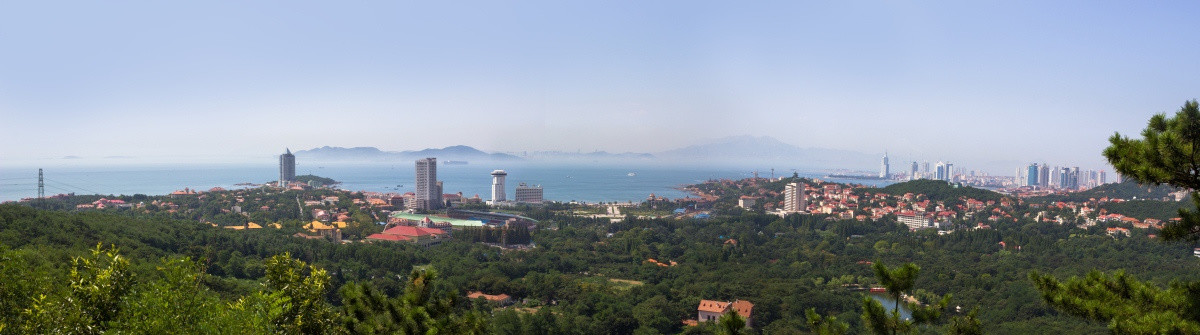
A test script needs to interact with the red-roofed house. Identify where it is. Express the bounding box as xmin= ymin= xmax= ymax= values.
xmin=466 ymin=291 xmax=512 ymax=306
xmin=366 ymin=225 xmax=446 ymax=245
xmin=696 ymin=299 xmax=754 ymax=327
